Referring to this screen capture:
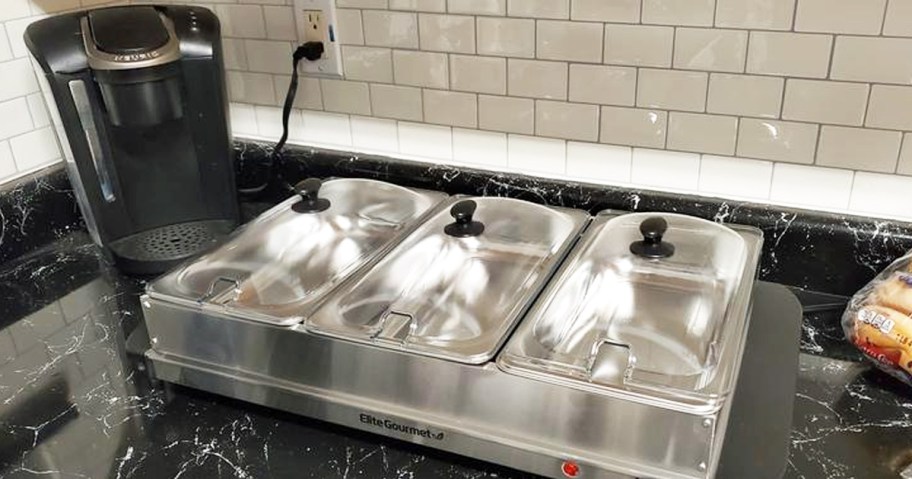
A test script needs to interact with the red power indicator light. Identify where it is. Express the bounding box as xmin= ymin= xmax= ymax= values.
xmin=561 ymin=460 xmax=580 ymax=478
